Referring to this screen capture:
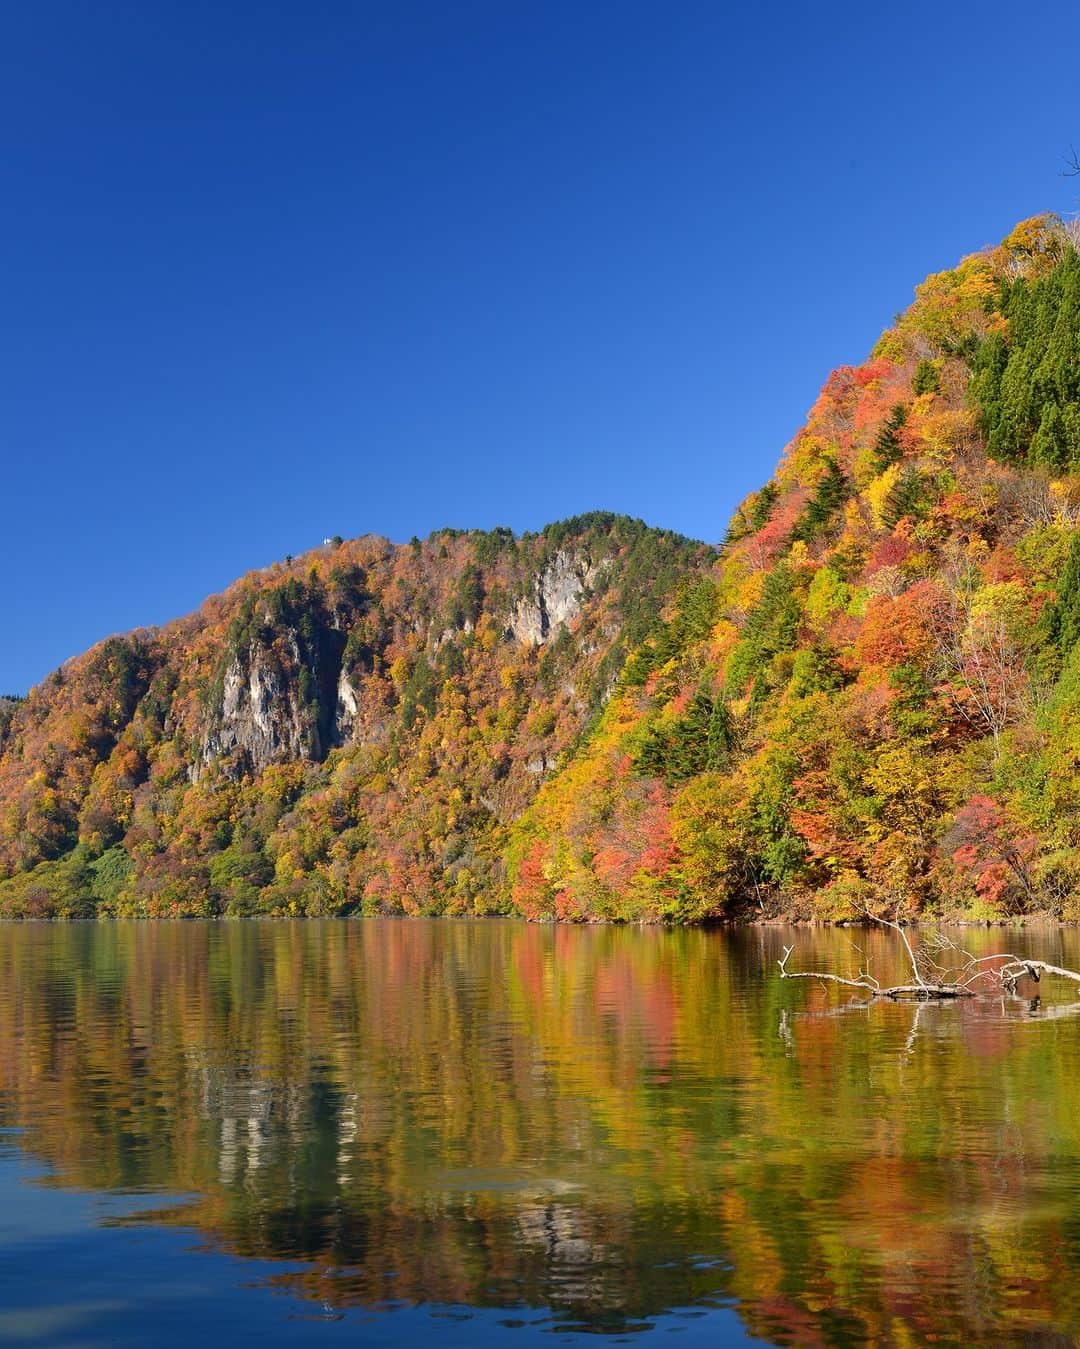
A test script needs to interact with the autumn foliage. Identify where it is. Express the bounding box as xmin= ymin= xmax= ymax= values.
xmin=2 ymin=218 xmax=1079 ymax=921
xmin=509 ymin=216 xmax=1080 ymax=923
